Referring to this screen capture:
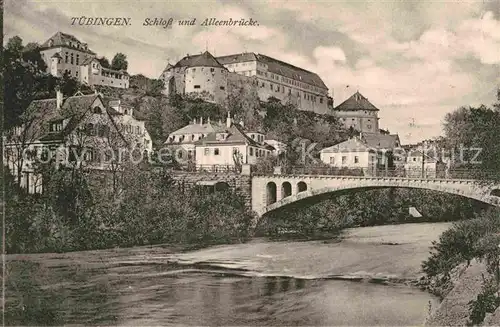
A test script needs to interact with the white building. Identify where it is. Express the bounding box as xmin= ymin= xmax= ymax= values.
xmin=320 ymin=137 xmax=379 ymax=172
xmin=163 ymin=117 xmax=227 ymax=163
xmin=40 ymin=32 xmax=129 ymax=89
xmin=194 ymin=114 xmax=274 ymax=169
xmin=360 ymin=132 xmax=404 ymax=168
xmin=160 ymin=51 xmax=333 ymax=114
xmin=404 ymin=149 xmax=445 ymax=178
